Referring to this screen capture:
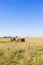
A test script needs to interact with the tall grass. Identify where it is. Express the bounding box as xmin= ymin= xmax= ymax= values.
xmin=0 ymin=47 xmax=43 ymax=65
